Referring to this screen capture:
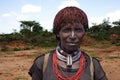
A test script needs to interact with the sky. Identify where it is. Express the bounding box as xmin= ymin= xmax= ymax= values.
xmin=0 ymin=0 xmax=120 ymax=34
